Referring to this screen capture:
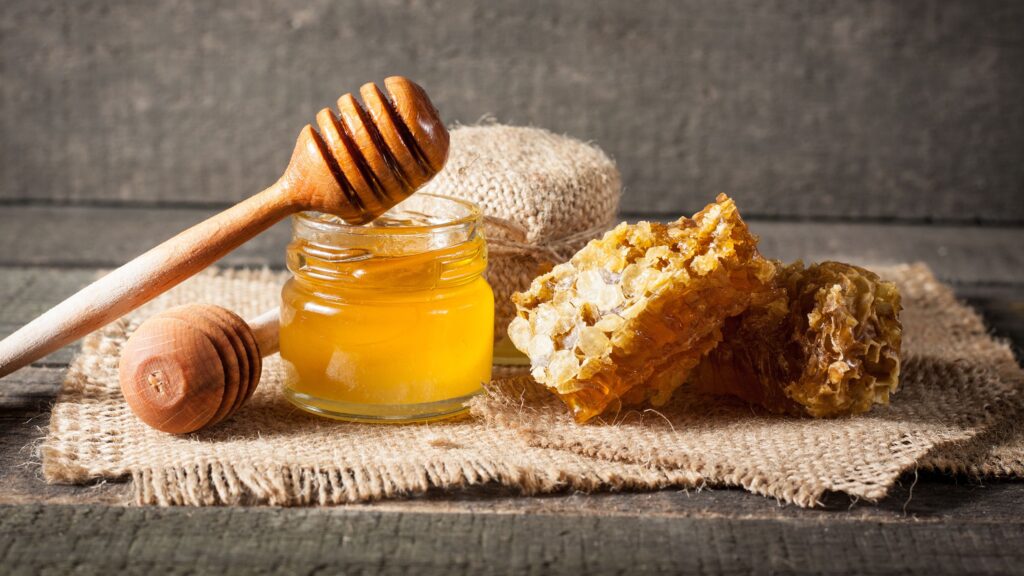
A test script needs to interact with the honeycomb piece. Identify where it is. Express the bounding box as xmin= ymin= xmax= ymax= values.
xmin=690 ymin=261 xmax=903 ymax=417
xmin=508 ymin=194 xmax=776 ymax=422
